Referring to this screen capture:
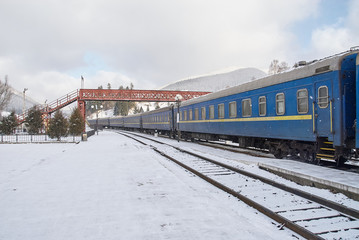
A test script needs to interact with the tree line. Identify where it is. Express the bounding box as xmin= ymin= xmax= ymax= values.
xmin=0 ymin=107 xmax=85 ymax=140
